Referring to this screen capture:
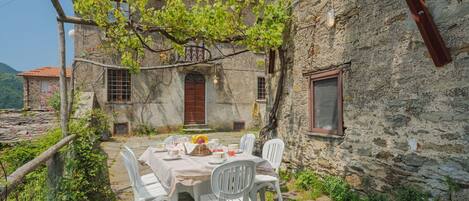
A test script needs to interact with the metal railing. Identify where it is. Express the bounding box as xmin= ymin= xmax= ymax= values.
xmin=176 ymin=44 xmax=211 ymax=63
